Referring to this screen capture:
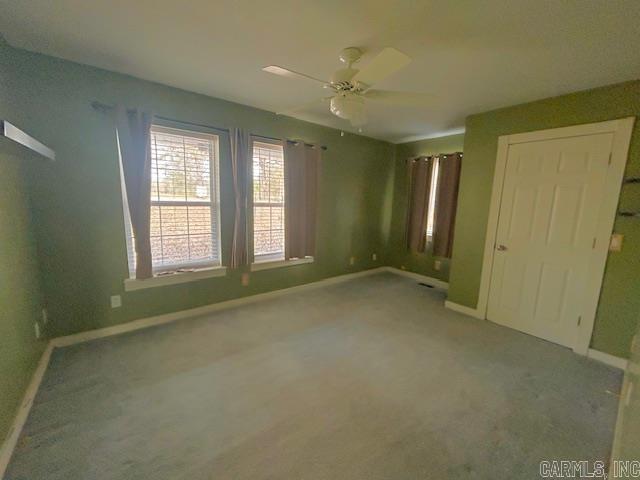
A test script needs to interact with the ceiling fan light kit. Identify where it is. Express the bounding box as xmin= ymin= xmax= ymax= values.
xmin=330 ymin=94 xmax=366 ymax=126
xmin=264 ymin=46 xmax=427 ymax=130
